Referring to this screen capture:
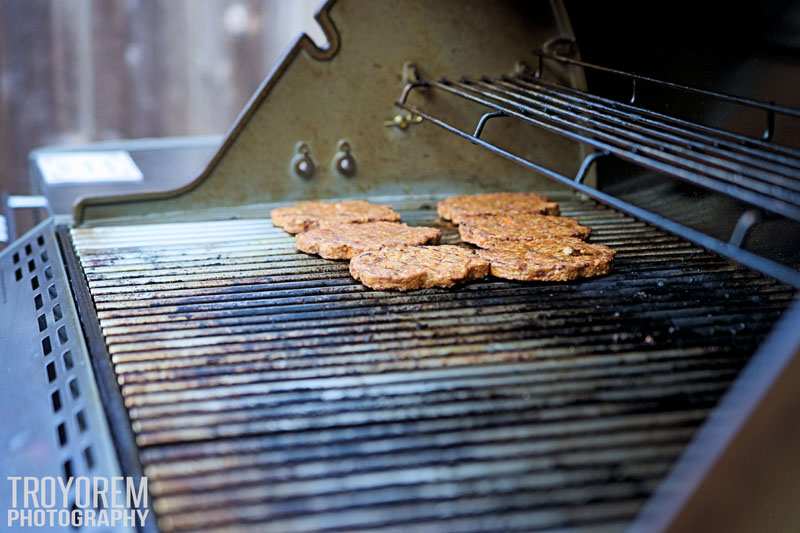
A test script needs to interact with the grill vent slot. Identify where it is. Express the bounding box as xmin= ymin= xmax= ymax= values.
xmin=12 ymin=232 xmax=98 ymax=489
